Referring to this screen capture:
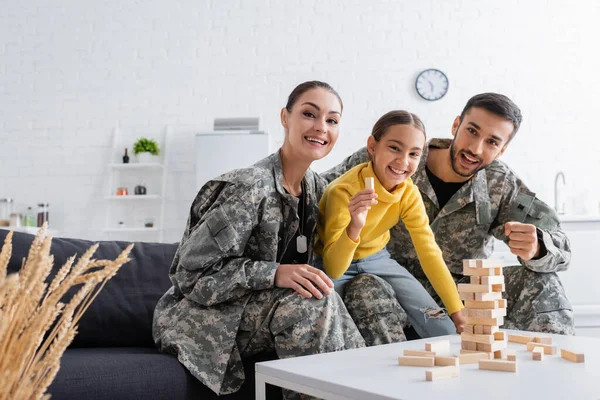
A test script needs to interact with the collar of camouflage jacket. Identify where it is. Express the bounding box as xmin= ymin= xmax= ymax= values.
xmin=271 ymin=149 xmax=321 ymax=216
xmin=413 ymin=138 xmax=493 ymax=224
